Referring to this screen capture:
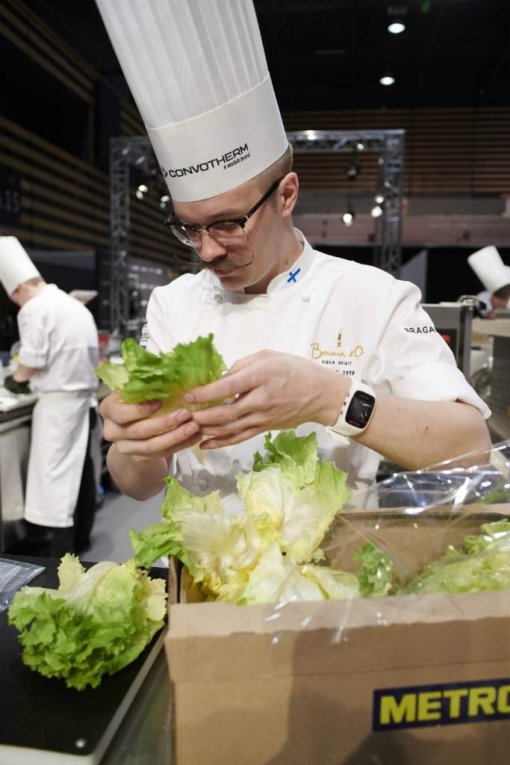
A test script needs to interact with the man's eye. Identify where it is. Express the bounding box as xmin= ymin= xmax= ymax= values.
xmin=211 ymin=221 xmax=241 ymax=233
